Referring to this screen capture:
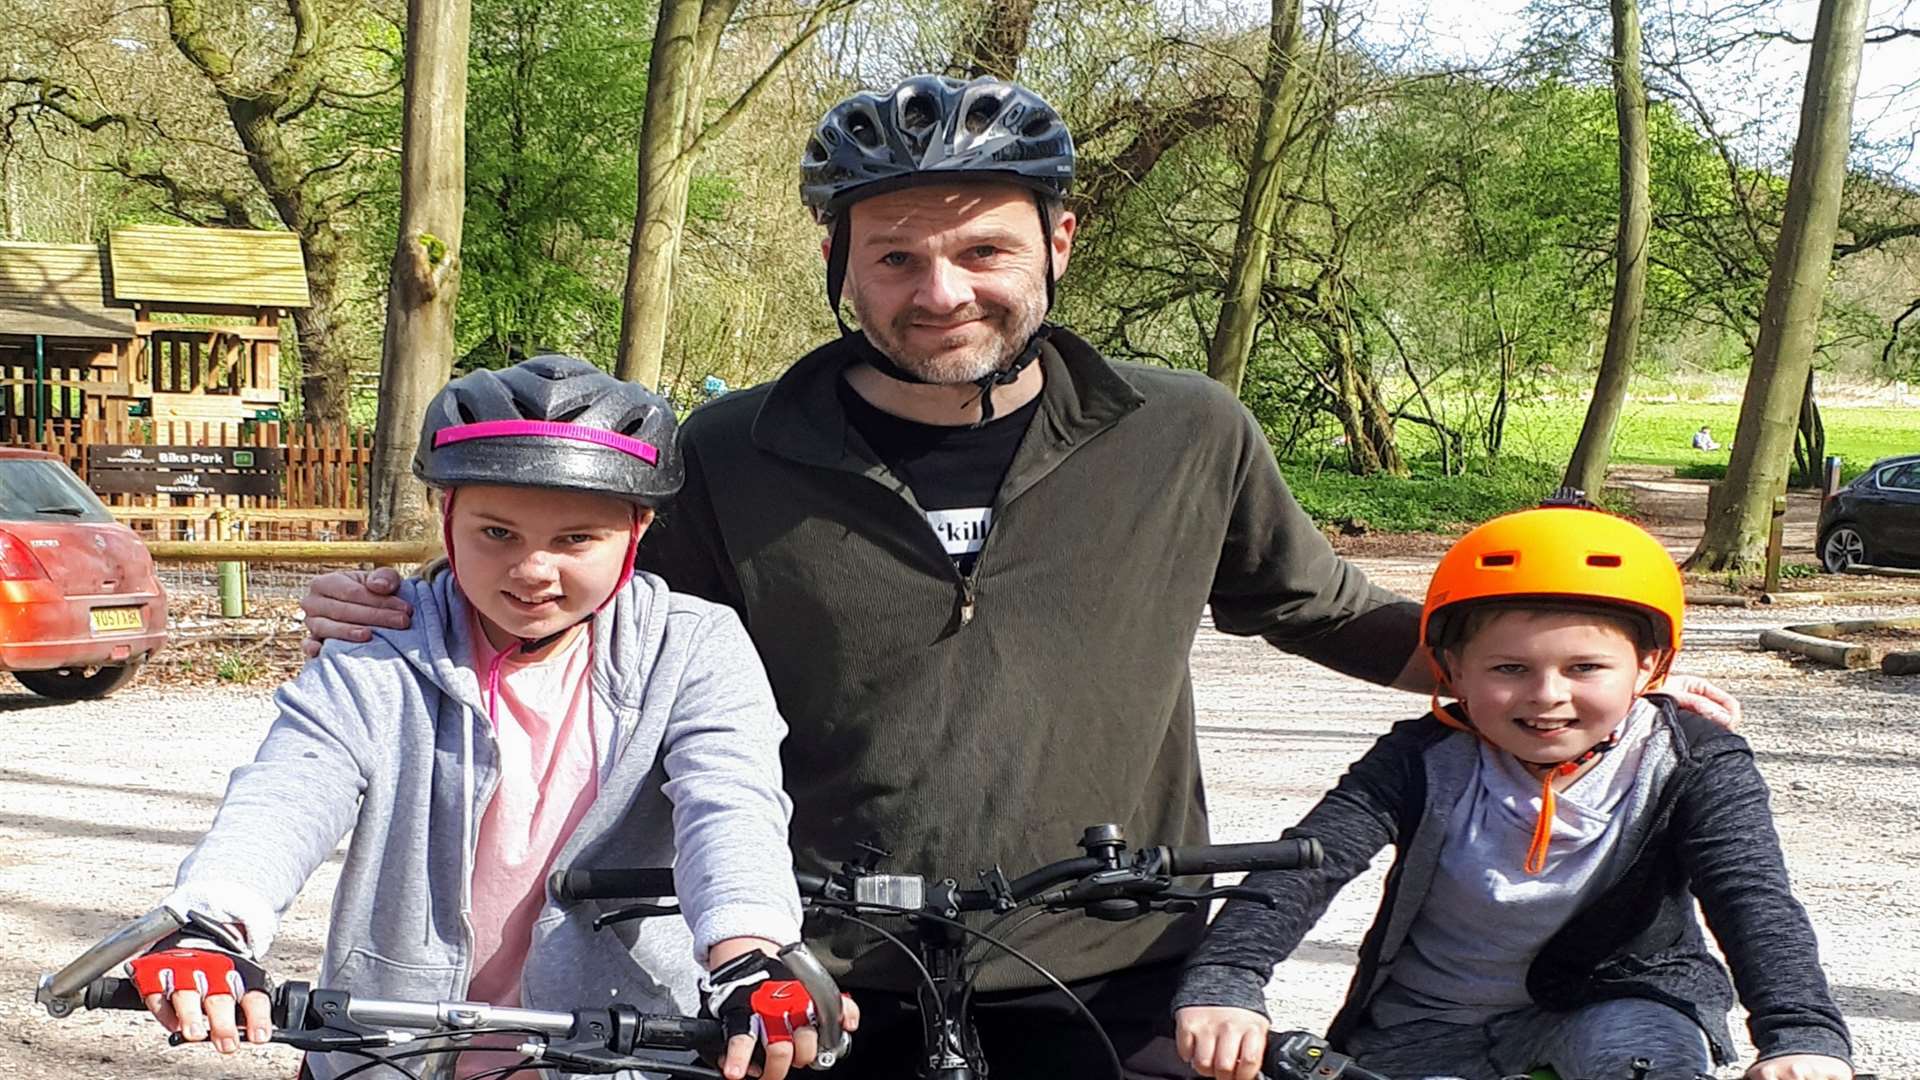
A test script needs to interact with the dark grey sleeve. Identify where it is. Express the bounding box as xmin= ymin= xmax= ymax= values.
xmin=1207 ymin=405 xmax=1421 ymax=686
xmin=1677 ymin=745 xmax=1852 ymax=1065
xmin=1173 ymin=723 xmax=1420 ymax=1015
